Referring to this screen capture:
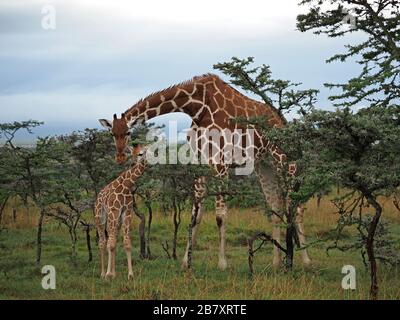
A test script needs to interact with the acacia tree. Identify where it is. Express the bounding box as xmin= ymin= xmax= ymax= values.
xmin=0 ymin=126 xmax=121 ymax=265
xmin=296 ymin=0 xmax=400 ymax=299
xmin=263 ymin=106 xmax=400 ymax=299
xmin=134 ymin=169 xmax=159 ymax=259
xmin=0 ymin=120 xmax=43 ymax=227
xmin=214 ymin=57 xmax=318 ymax=117
xmin=12 ymin=137 xmax=67 ymax=266
xmin=305 ymin=107 xmax=399 ymax=299
xmin=62 ymin=129 xmax=118 ymax=198
xmin=43 ymin=137 xmax=94 ymax=265
xmin=297 ymin=0 xmax=399 ymax=108
xmin=0 ymin=122 xmax=58 ymax=266
xmin=158 ymin=162 xmax=205 ymax=260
